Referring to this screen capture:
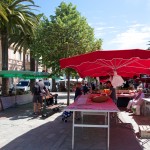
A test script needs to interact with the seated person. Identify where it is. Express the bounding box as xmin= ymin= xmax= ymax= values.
xmin=126 ymin=88 xmax=144 ymax=114
xmin=46 ymin=93 xmax=54 ymax=106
